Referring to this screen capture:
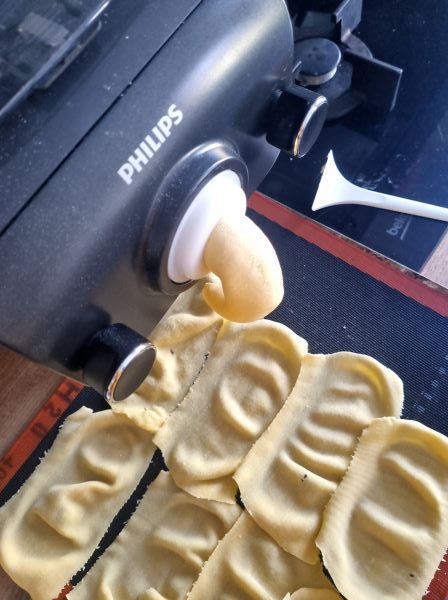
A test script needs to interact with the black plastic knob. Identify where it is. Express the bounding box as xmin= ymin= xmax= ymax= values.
xmin=266 ymin=85 xmax=328 ymax=158
xmin=83 ymin=324 xmax=156 ymax=402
